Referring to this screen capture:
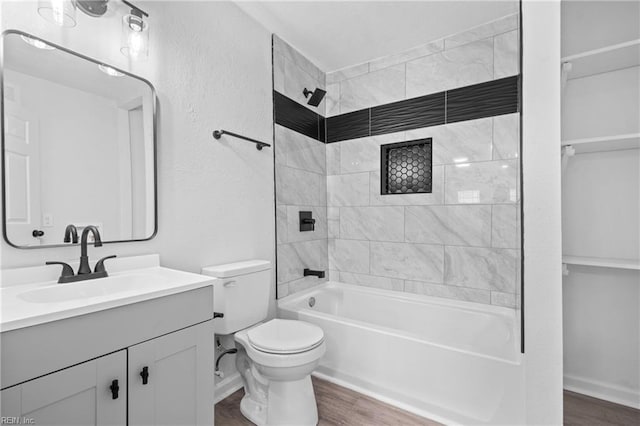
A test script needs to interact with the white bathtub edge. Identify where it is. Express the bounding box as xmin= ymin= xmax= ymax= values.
xmin=312 ymin=371 xmax=461 ymax=426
